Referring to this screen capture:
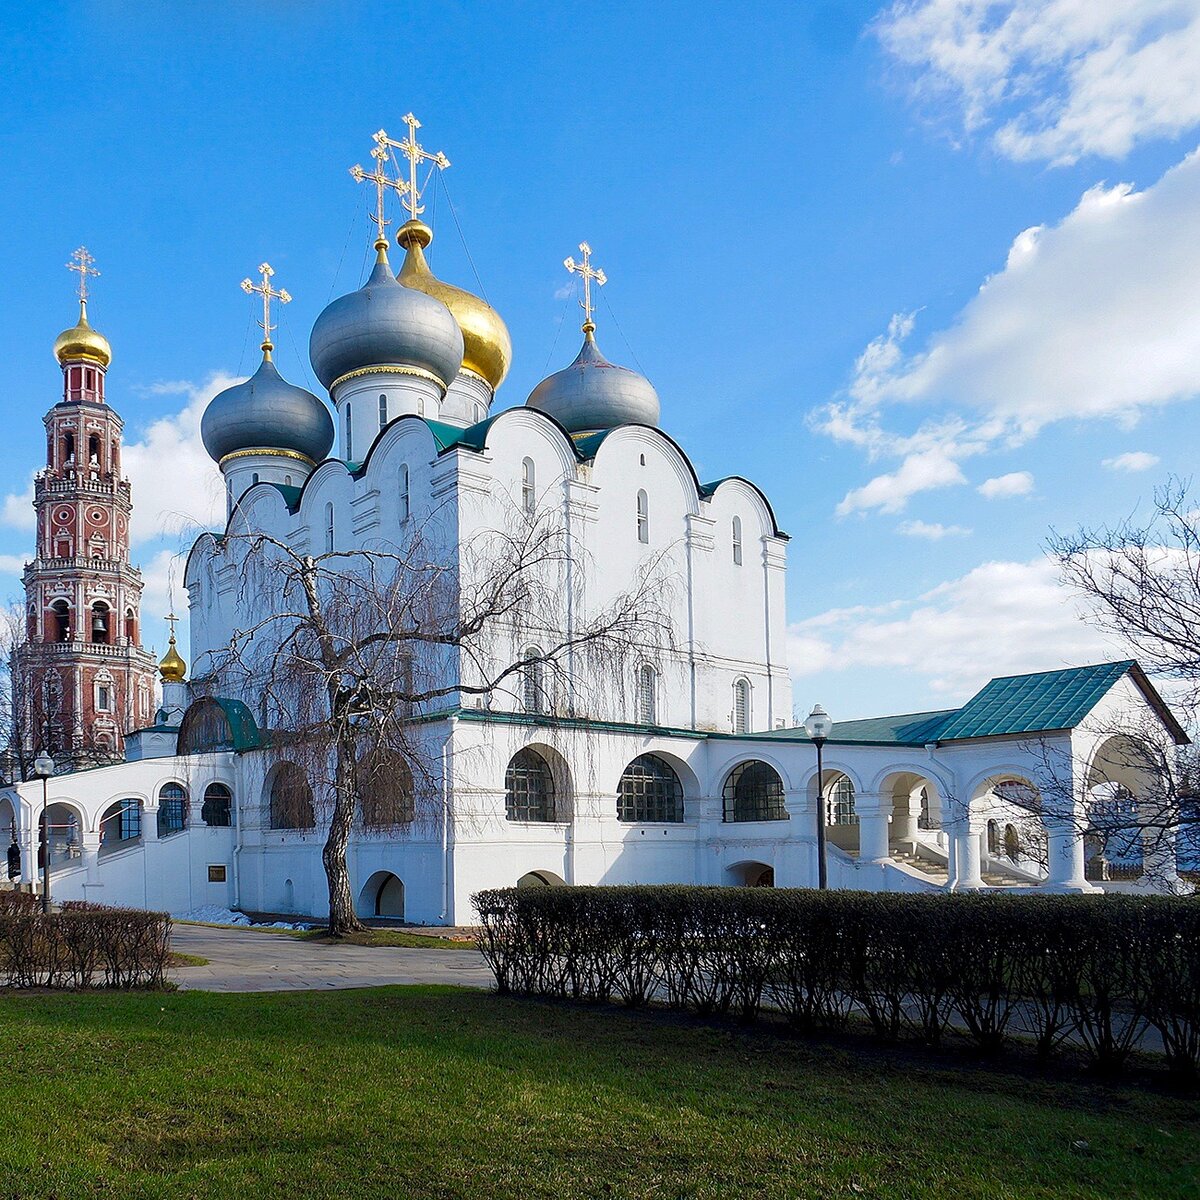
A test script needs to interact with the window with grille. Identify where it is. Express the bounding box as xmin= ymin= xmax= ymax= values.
xmin=399 ymin=464 xmax=410 ymax=522
xmin=732 ymin=516 xmax=743 ymax=565
xmin=522 ymin=648 xmax=545 ymax=714
xmin=522 ymin=457 xmax=536 ymax=516
xmin=733 ymin=679 xmax=750 ymax=734
xmin=157 ymin=783 xmax=188 ymax=837
xmin=617 ymin=754 xmax=683 ymax=822
xmin=101 ymin=799 xmax=141 ymax=844
xmin=359 ymin=748 xmax=415 ymax=827
xmin=379 ymin=393 xmax=388 ymax=431
xmin=202 ymin=783 xmax=233 ymax=827
xmin=722 ymin=760 xmax=786 ymax=822
xmin=505 ymin=748 xmax=556 ymax=821
xmin=270 ymin=764 xmax=316 ymax=830
xmin=325 ymin=503 xmax=335 ymax=553
xmin=826 ymin=775 xmax=857 ymax=826
xmin=637 ymin=664 xmax=657 ymax=724
xmin=345 ymin=404 xmax=353 ymax=460
xmin=636 ymin=489 xmax=649 ymax=543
